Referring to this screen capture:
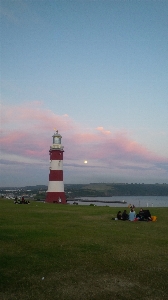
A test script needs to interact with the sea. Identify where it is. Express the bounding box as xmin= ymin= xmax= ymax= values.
xmin=67 ymin=196 xmax=168 ymax=208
